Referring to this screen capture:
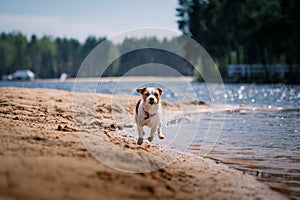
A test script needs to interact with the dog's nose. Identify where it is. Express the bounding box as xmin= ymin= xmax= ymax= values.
xmin=149 ymin=97 xmax=154 ymax=102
